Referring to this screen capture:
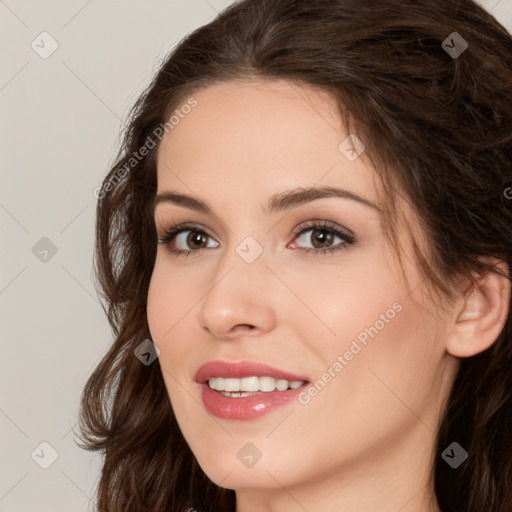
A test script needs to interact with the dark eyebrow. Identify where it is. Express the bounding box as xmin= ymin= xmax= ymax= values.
xmin=263 ymin=186 xmax=381 ymax=215
xmin=151 ymin=186 xmax=381 ymax=216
